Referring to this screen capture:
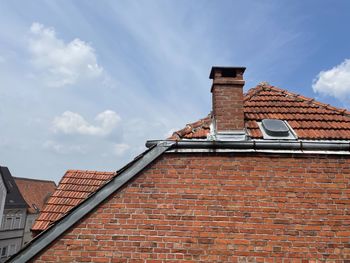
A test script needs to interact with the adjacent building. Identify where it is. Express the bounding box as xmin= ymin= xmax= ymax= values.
xmin=0 ymin=167 xmax=27 ymax=262
xmin=9 ymin=66 xmax=350 ymax=262
xmin=0 ymin=168 xmax=56 ymax=262
xmin=0 ymin=170 xmax=6 ymax=227
xmin=13 ymin=177 xmax=56 ymax=246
